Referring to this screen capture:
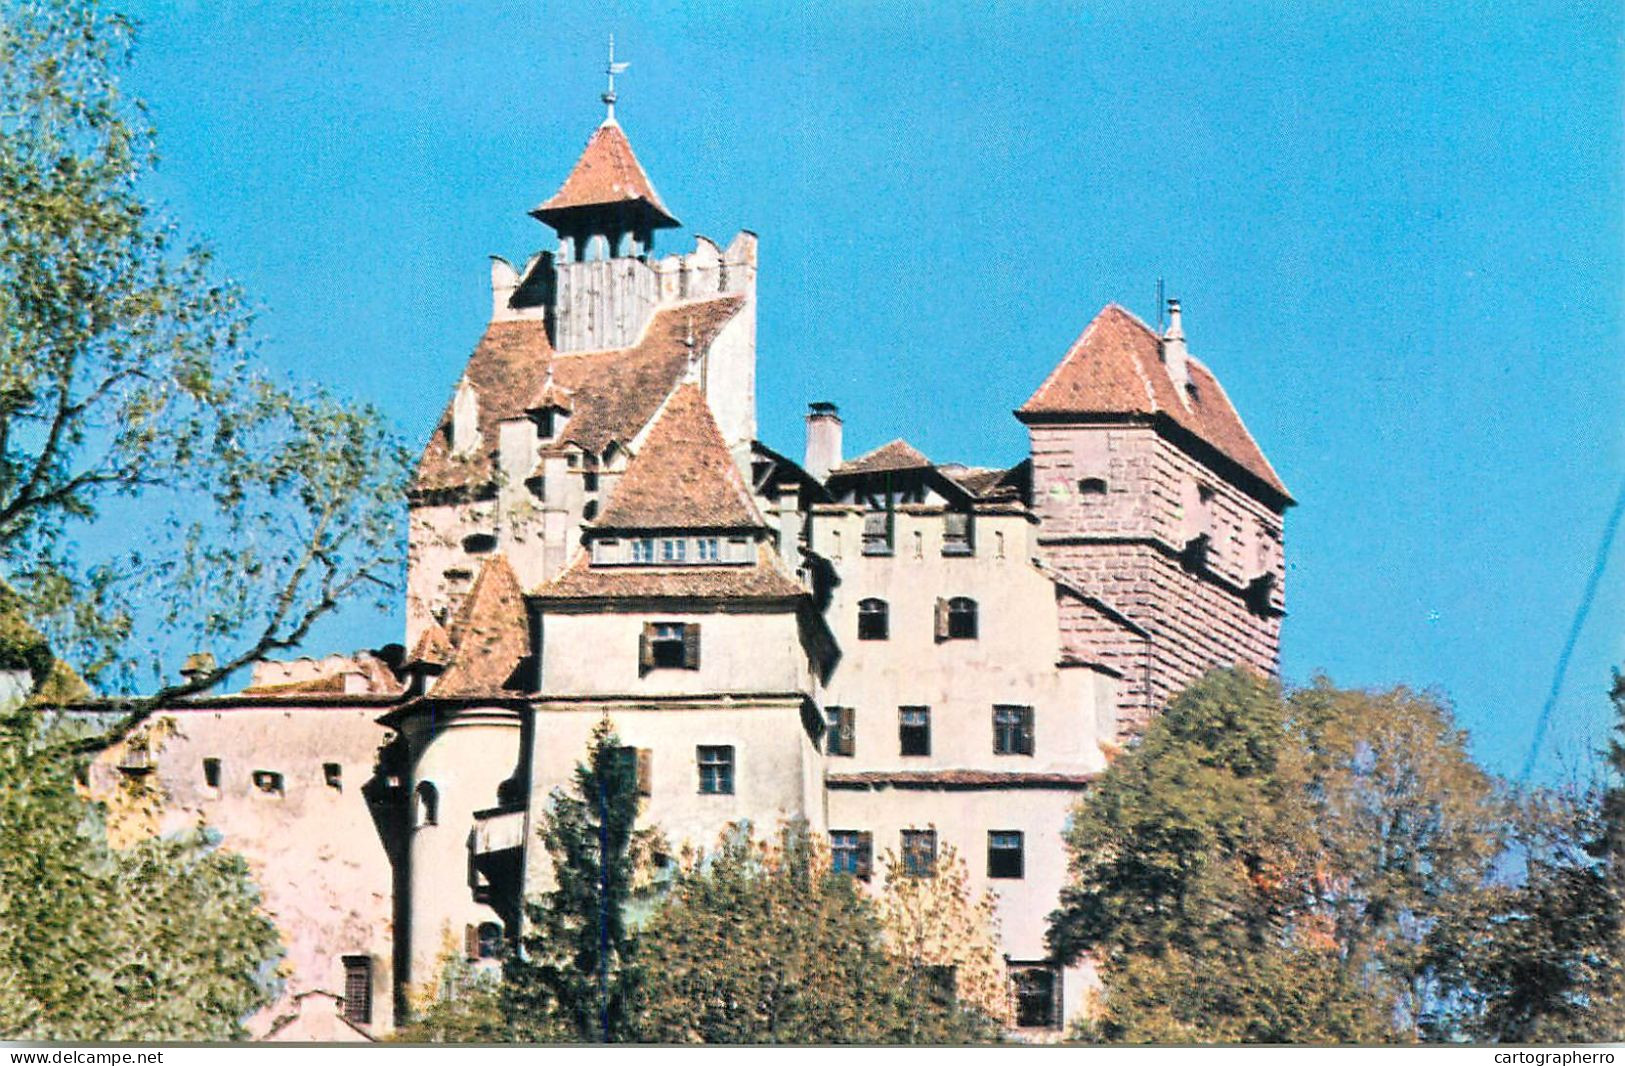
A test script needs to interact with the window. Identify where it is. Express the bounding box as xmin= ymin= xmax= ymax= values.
xmin=1011 ymin=964 xmax=1062 ymax=1029
xmin=461 ymin=532 xmax=497 ymax=554
xmin=901 ymin=829 xmax=937 ymax=877
xmin=631 ymin=538 xmax=656 ymax=563
xmin=324 ymin=762 xmax=343 ymax=790
xmin=920 ymin=964 xmax=957 ymax=1008
xmin=1078 ymin=476 xmax=1108 ymax=496
xmin=993 ymin=705 xmax=1035 ymax=756
xmin=988 ymin=831 xmax=1025 ymax=879
xmin=697 ymin=745 xmax=734 ymax=795
xmin=862 ymin=510 xmax=893 ymax=556
xmin=660 ymin=537 xmax=687 ymax=563
xmin=414 ymin=781 xmax=439 ymax=827
xmin=830 ymin=830 xmax=873 ymax=879
xmin=641 ymin=622 xmax=699 ymax=672
xmin=857 ymin=598 xmax=889 ymax=641
xmin=899 ymin=707 xmax=931 ymax=757
xmin=474 ymin=921 xmax=504 ymax=960
xmin=582 ymin=500 xmax=599 ymax=521
xmin=202 ymin=758 xmax=221 ymax=790
xmin=342 ymin=956 xmax=372 ymax=1025
xmin=592 ymin=538 xmax=619 ymax=564
xmin=614 ymin=746 xmax=653 ymax=797
xmin=936 ymin=596 xmax=978 ymax=641
xmin=825 ymin=706 xmax=855 ymax=757
xmin=696 ymin=537 xmax=720 ymax=562
xmin=252 ymin=770 xmax=283 ymax=795
xmin=583 ymin=471 xmax=599 ymax=492
xmin=943 ymin=511 xmax=974 ymax=556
